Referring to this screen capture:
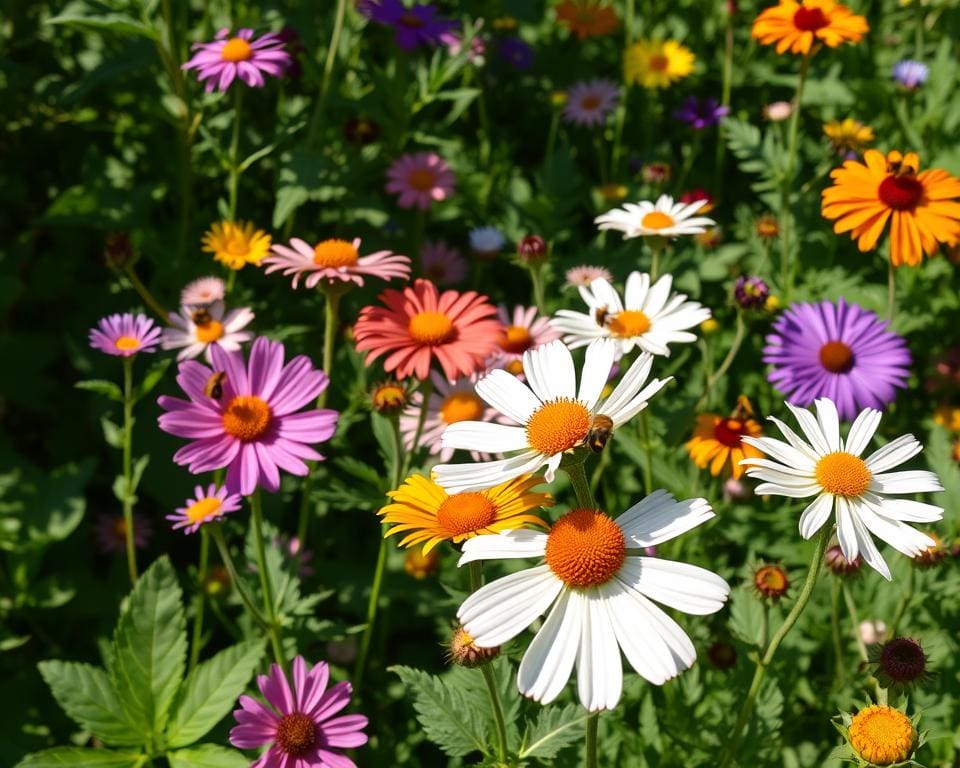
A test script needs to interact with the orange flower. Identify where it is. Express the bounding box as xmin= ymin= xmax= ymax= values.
xmin=686 ymin=399 xmax=763 ymax=479
xmin=751 ymin=0 xmax=868 ymax=55
xmin=555 ymin=0 xmax=618 ymax=40
xmin=822 ymin=149 xmax=960 ymax=267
